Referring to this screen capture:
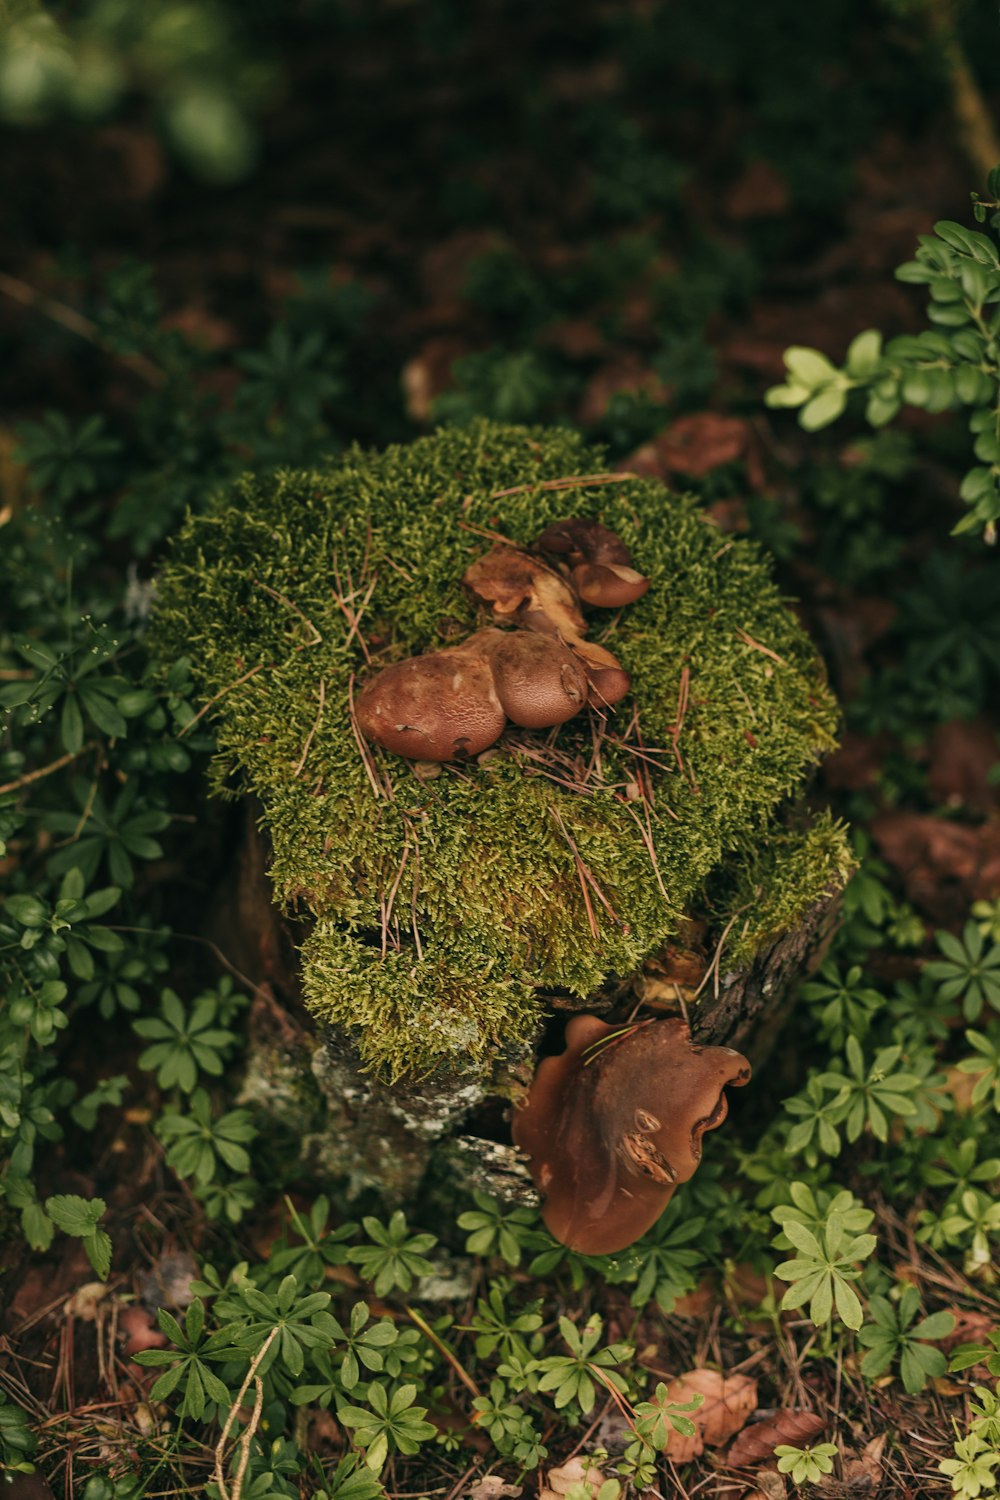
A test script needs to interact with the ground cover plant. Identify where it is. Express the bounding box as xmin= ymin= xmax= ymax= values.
xmin=2 ymin=2 xmax=1000 ymax=1498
